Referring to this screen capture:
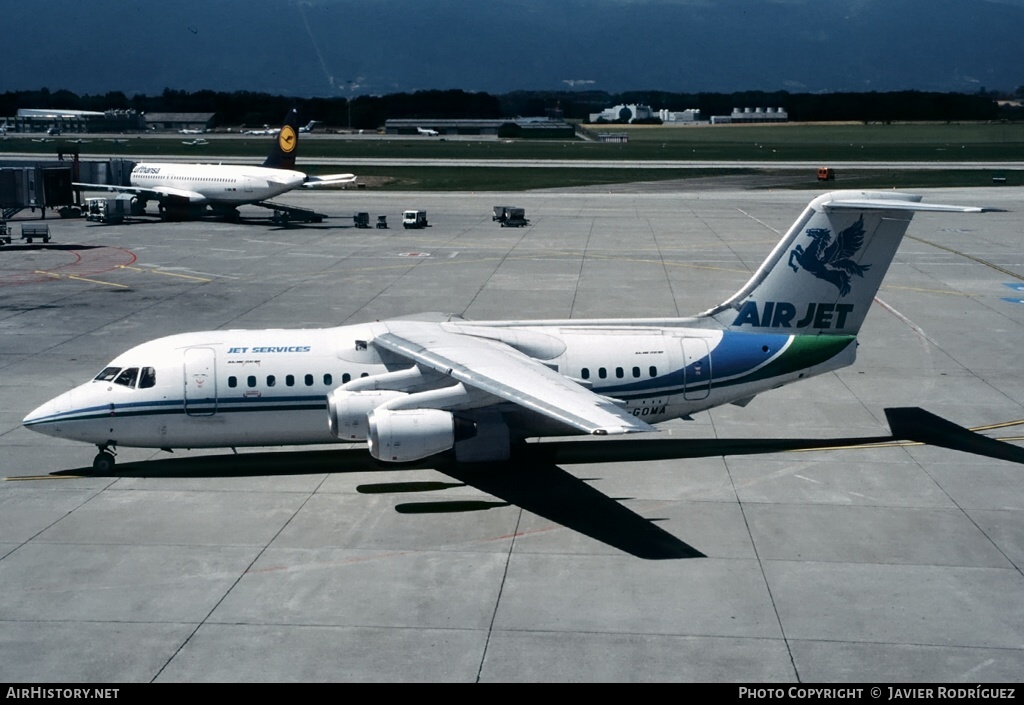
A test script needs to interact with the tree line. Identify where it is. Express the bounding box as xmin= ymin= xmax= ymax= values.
xmin=1 ymin=87 xmax=1018 ymax=129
